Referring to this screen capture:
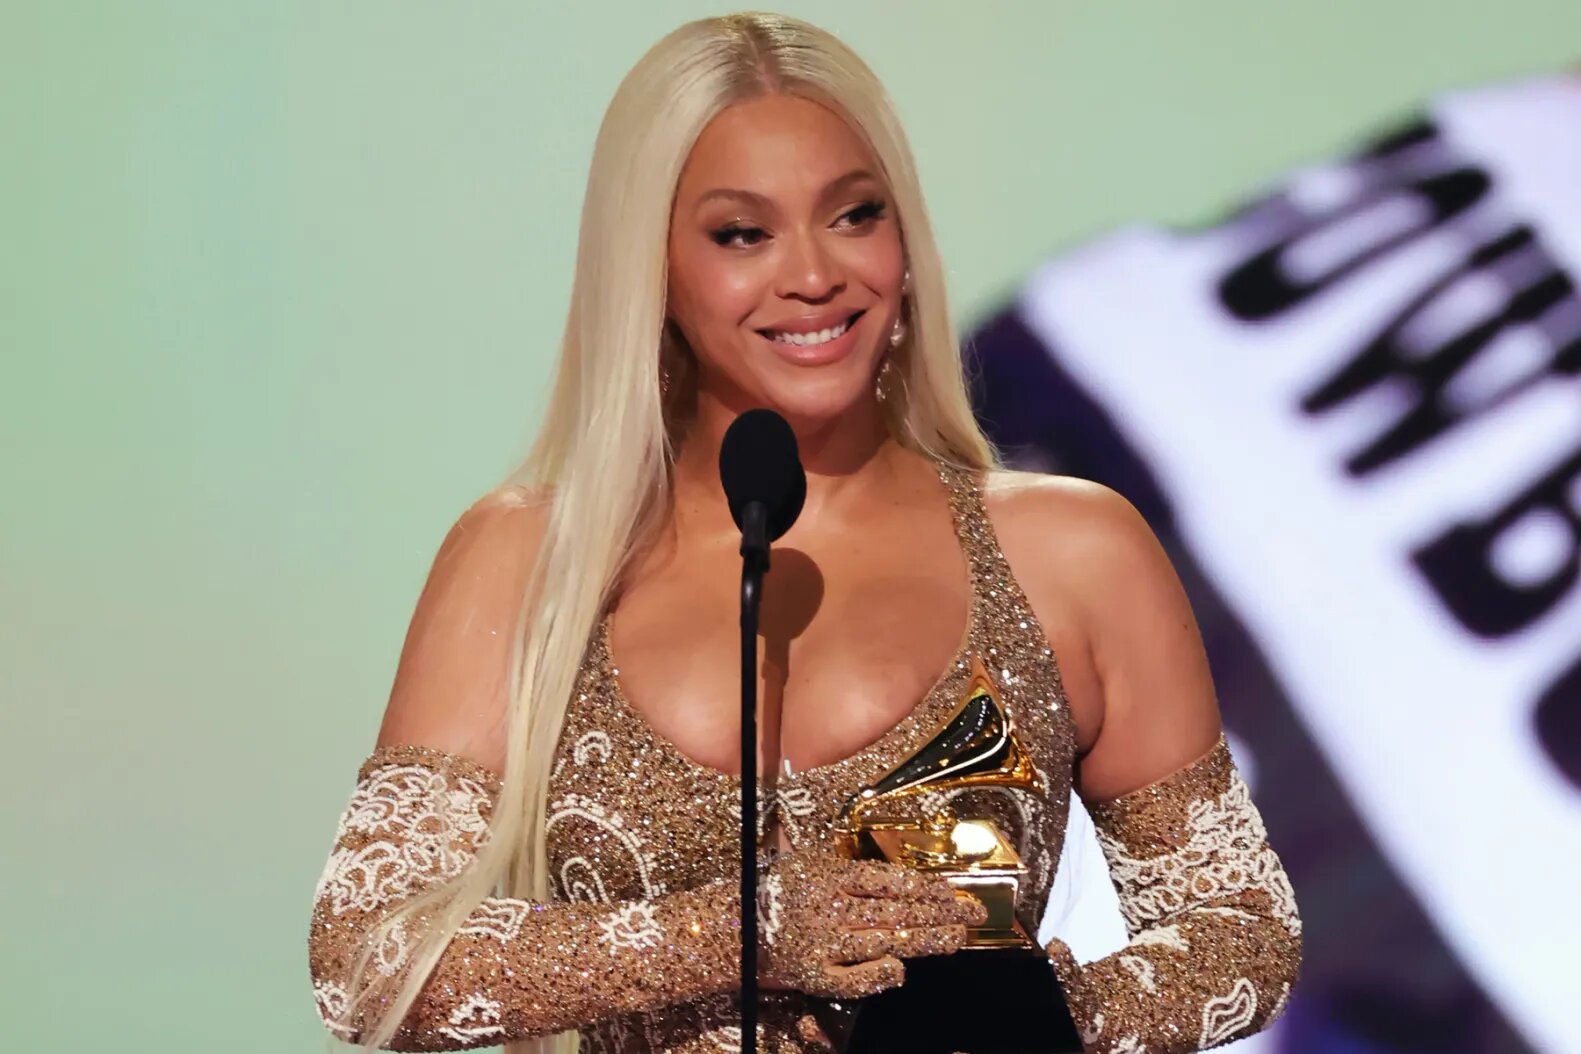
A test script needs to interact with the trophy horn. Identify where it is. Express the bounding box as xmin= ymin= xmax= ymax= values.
xmin=836 ymin=654 xmax=1043 ymax=839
